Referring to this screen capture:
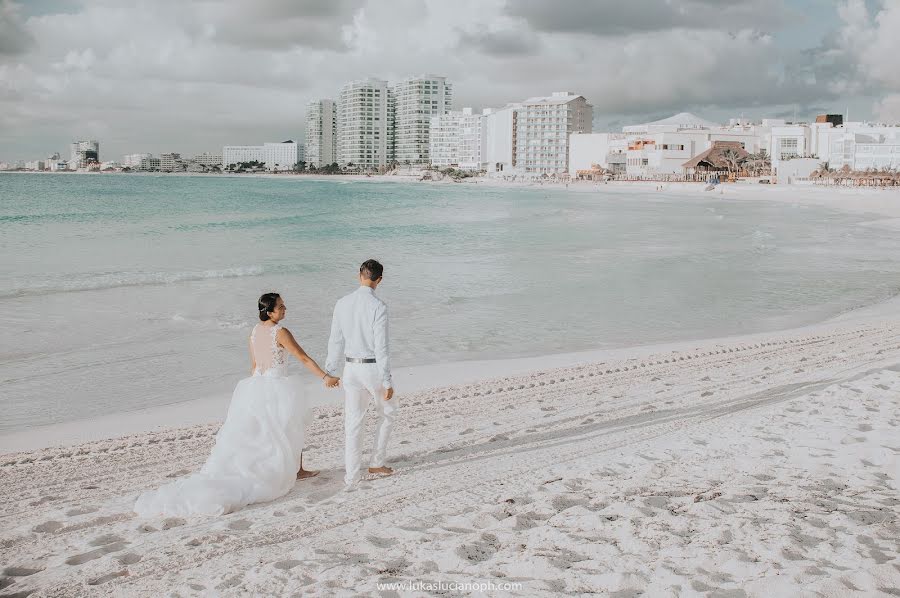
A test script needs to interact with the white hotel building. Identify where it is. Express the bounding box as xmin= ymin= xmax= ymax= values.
xmin=515 ymin=92 xmax=593 ymax=175
xmin=337 ymin=78 xmax=393 ymax=169
xmin=569 ymin=113 xmax=772 ymax=178
xmin=192 ymin=152 xmax=223 ymax=167
xmin=429 ymin=111 xmax=460 ymax=168
xmin=223 ymin=141 xmax=301 ymax=171
xmin=429 ymin=107 xmax=487 ymax=171
xmin=123 ymin=153 xmax=151 ymax=168
xmin=458 ymin=108 xmax=486 ymax=171
xmin=483 ymin=104 xmax=519 ymax=173
xmin=568 ymin=110 xmax=900 ymax=182
xmin=70 ymin=140 xmax=100 ymax=169
xmin=305 ymin=99 xmax=337 ymax=167
xmin=392 ymin=75 xmax=452 ymax=165
xmin=770 ymin=120 xmax=900 ymax=174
